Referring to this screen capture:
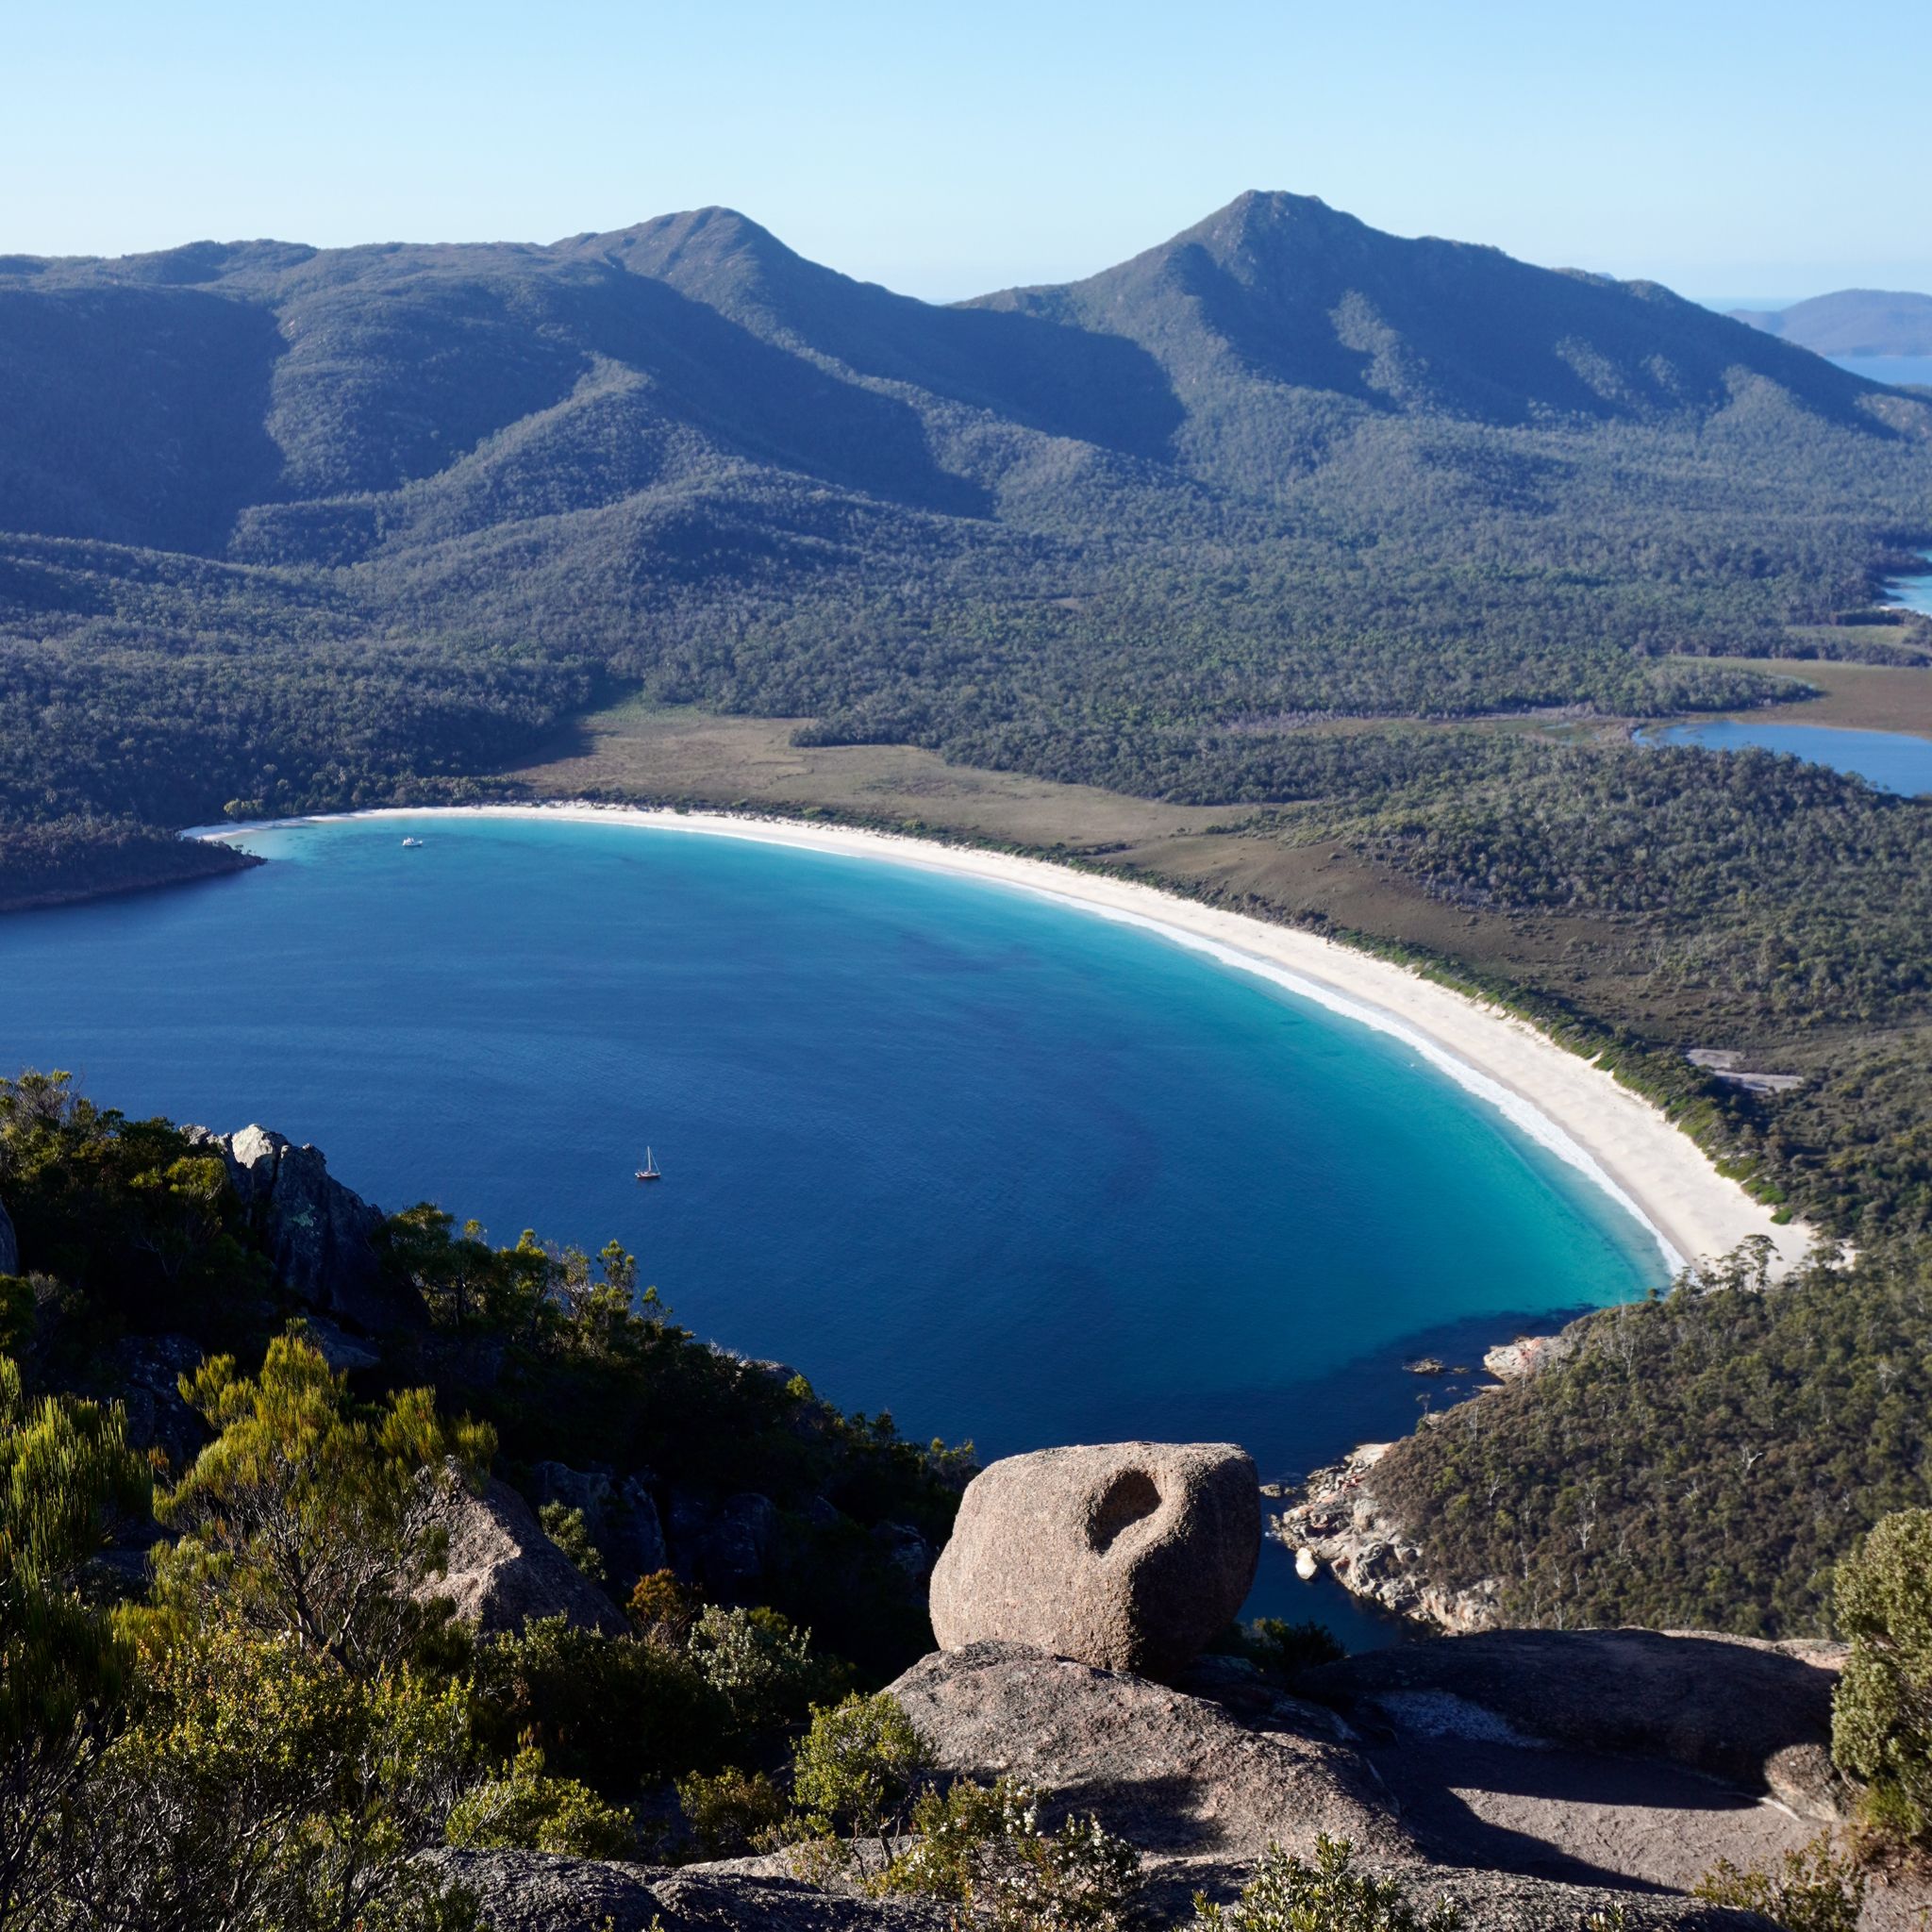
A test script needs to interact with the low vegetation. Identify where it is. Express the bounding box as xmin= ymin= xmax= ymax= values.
xmin=1190 ymin=1838 xmax=1460 ymax=1932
